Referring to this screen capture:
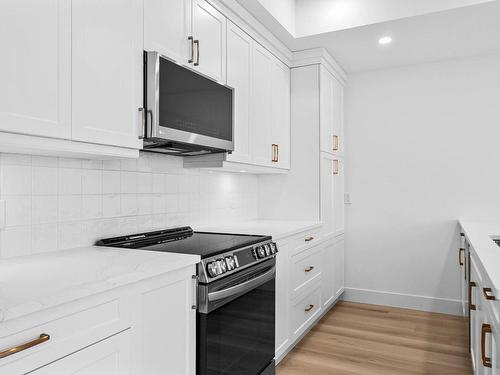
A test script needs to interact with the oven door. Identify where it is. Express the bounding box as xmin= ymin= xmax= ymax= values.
xmin=197 ymin=259 xmax=276 ymax=375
